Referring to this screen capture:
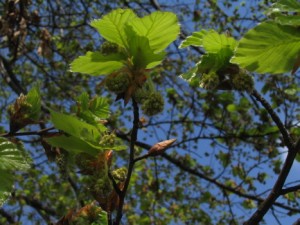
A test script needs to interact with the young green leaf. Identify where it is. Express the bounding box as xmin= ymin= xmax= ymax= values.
xmin=125 ymin=26 xmax=165 ymax=69
xmin=50 ymin=110 xmax=104 ymax=141
xmin=26 ymin=86 xmax=41 ymax=120
xmin=179 ymin=30 xmax=208 ymax=49
xmin=89 ymin=96 xmax=110 ymax=119
xmin=127 ymin=11 xmax=180 ymax=53
xmin=231 ymin=21 xmax=300 ymax=74
xmin=90 ymin=9 xmax=137 ymax=48
xmin=202 ymin=30 xmax=237 ymax=53
xmin=70 ymin=52 xmax=125 ymax=76
xmin=0 ymin=138 xmax=31 ymax=171
xmin=45 ymin=135 xmax=100 ymax=155
xmin=0 ymin=138 xmax=31 ymax=206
